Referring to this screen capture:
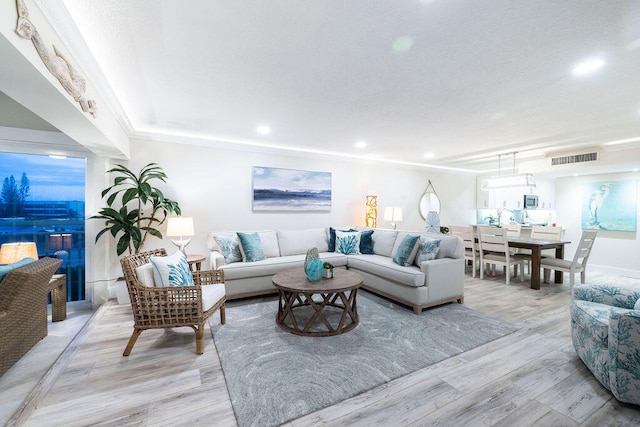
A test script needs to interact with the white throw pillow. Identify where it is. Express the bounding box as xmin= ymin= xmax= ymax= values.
xmin=335 ymin=230 xmax=361 ymax=255
xmin=135 ymin=263 xmax=156 ymax=287
xmin=150 ymin=251 xmax=194 ymax=287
